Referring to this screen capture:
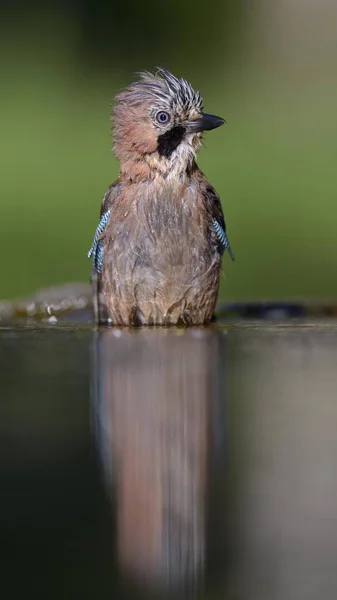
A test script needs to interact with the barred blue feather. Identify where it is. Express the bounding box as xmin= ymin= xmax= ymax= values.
xmin=211 ymin=218 xmax=235 ymax=261
xmin=88 ymin=209 xmax=111 ymax=273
